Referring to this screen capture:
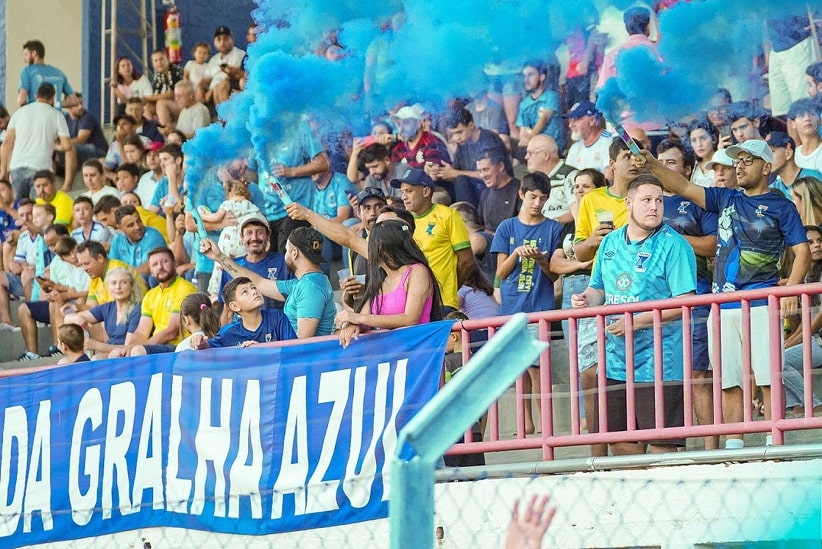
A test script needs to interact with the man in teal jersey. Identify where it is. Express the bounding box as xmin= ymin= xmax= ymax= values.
xmin=572 ymin=174 xmax=696 ymax=456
